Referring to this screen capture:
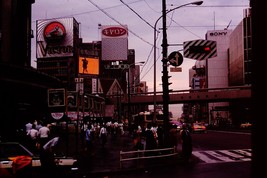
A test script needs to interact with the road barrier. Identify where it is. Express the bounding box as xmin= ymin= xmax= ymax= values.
xmin=119 ymin=147 xmax=178 ymax=169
